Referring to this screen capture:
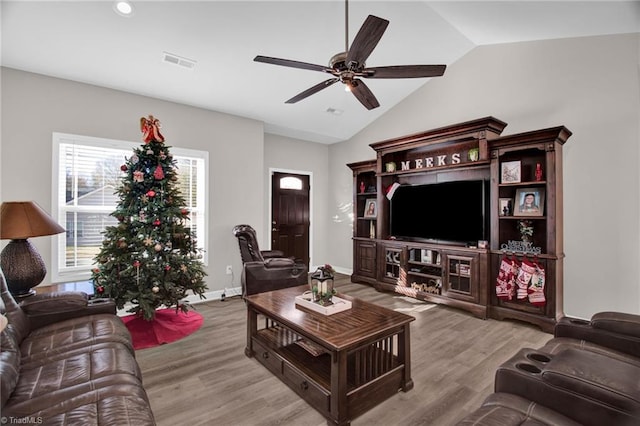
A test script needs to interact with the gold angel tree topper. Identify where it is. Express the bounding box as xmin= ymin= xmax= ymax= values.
xmin=140 ymin=114 xmax=165 ymax=143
